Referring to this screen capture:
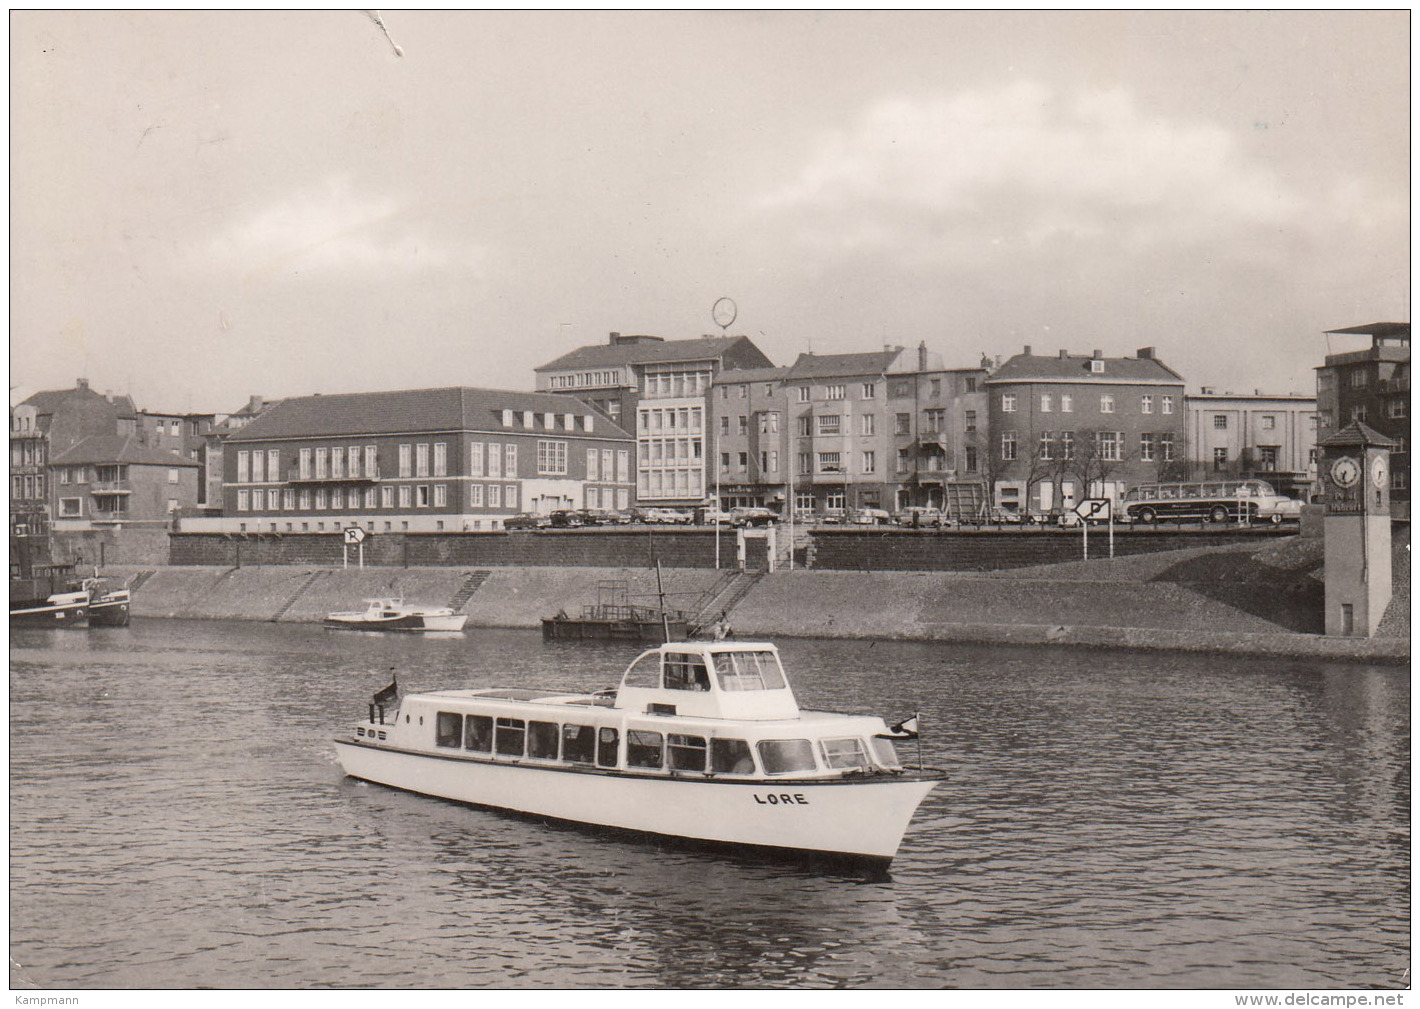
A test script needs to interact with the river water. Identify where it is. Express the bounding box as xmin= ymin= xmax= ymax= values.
xmin=9 ymin=621 xmax=1410 ymax=989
